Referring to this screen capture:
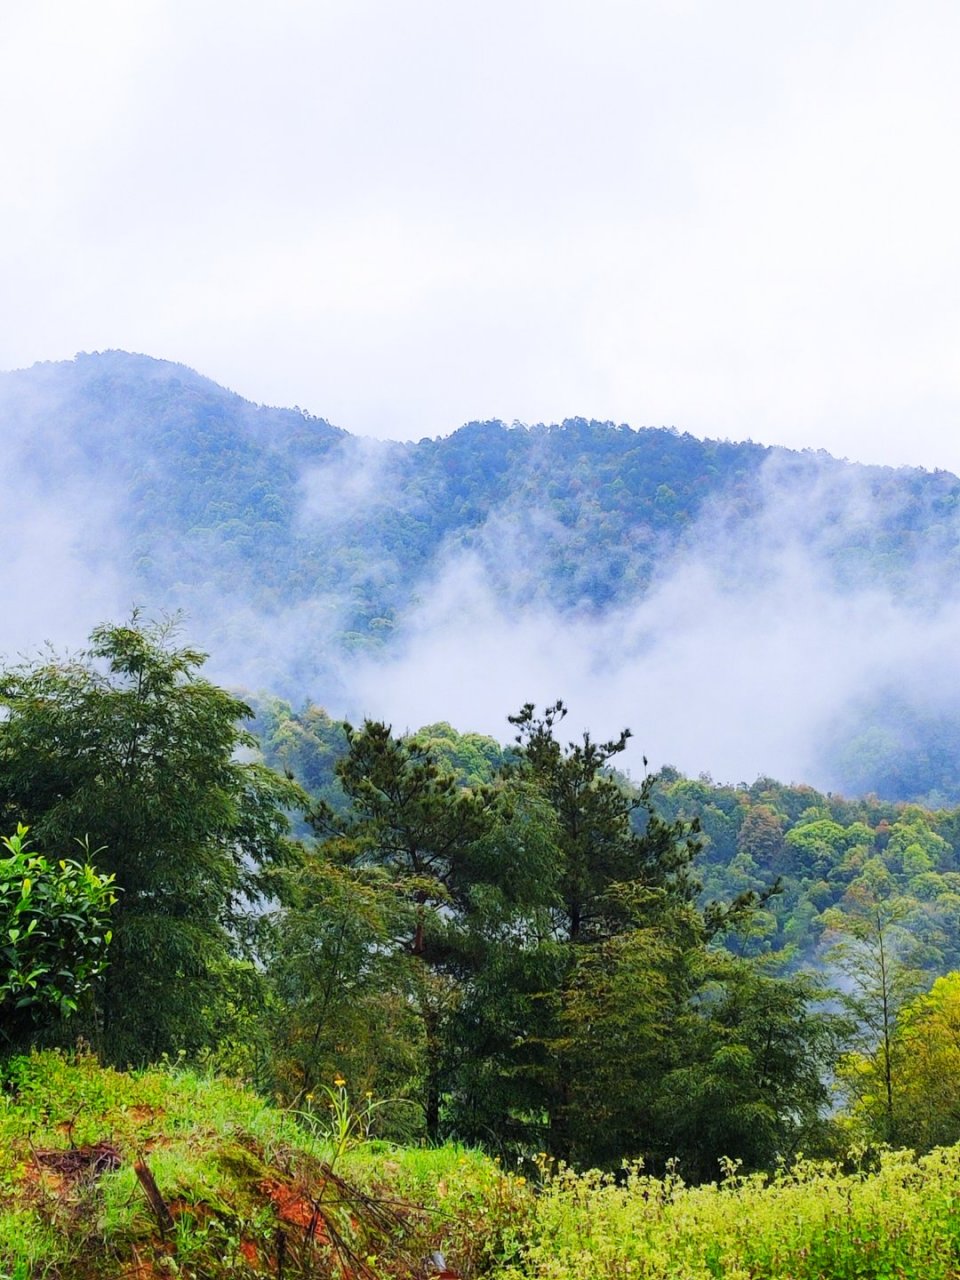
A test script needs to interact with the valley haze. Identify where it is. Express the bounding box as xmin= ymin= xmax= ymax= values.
xmin=2 ymin=350 xmax=959 ymax=802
